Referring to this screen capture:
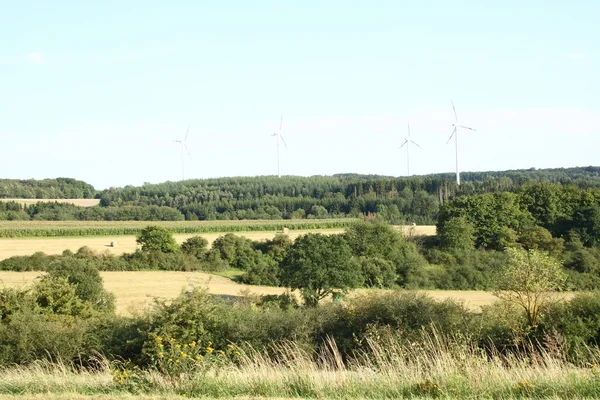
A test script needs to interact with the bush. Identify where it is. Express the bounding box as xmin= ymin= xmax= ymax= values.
xmin=33 ymin=276 xmax=93 ymax=317
xmin=358 ymin=256 xmax=397 ymax=288
xmin=240 ymin=252 xmax=281 ymax=286
xmin=136 ymin=225 xmax=179 ymax=253
xmin=181 ymin=236 xmax=209 ymax=259
xmin=319 ymin=291 xmax=472 ymax=356
xmin=209 ymin=233 xmax=256 ymax=269
xmin=46 ymin=257 xmax=115 ymax=313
